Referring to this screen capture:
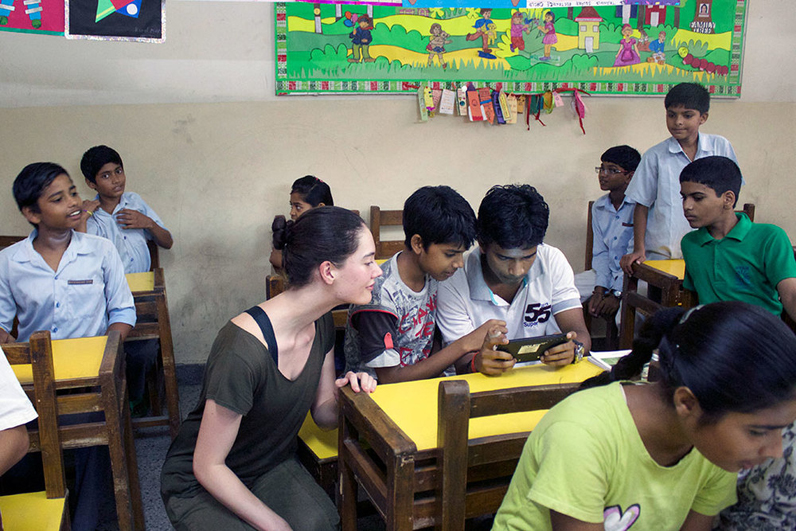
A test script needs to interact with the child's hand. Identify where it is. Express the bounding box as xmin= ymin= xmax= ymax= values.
xmin=82 ymin=199 xmax=100 ymax=215
xmin=115 ymin=209 xmax=154 ymax=230
xmin=0 ymin=329 xmax=15 ymax=344
xmin=620 ymin=250 xmax=645 ymax=276
xmin=474 ymin=324 xmax=515 ymax=376
xmin=335 ymin=371 xmax=377 ymax=394
xmin=592 ymin=294 xmax=620 ymax=319
xmin=458 ymin=319 xmax=506 ymax=354
xmin=541 ymin=331 xmax=577 ymax=366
